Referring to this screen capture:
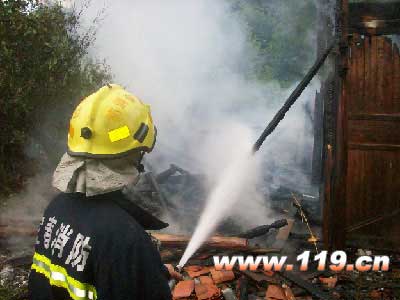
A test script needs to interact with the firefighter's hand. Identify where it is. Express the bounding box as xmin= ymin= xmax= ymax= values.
xmin=165 ymin=264 xmax=183 ymax=281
